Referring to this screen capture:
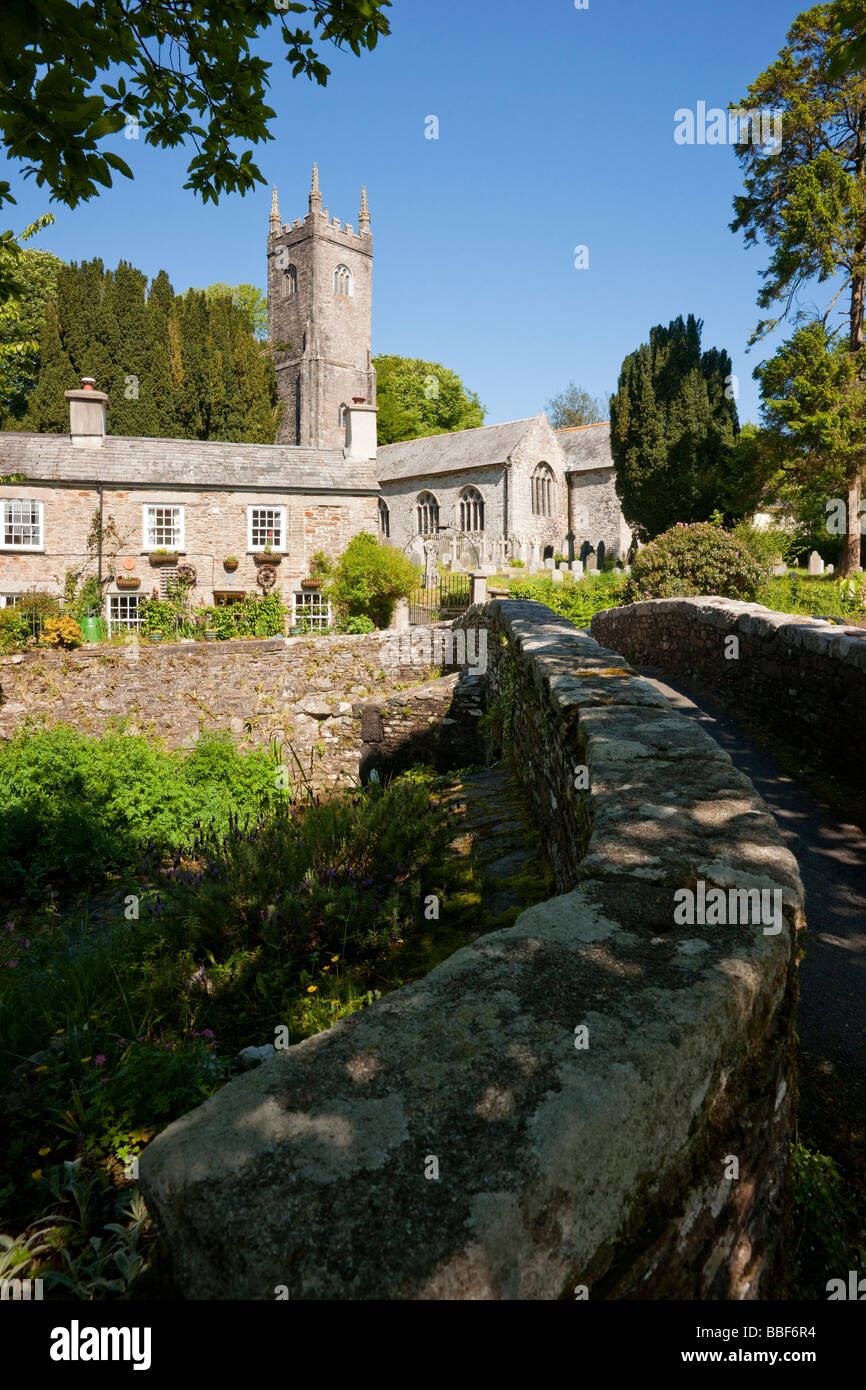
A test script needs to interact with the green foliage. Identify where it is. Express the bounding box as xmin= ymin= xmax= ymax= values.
xmin=41 ymin=616 xmax=84 ymax=649
xmin=732 ymin=518 xmax=798 ymax=572
xmin=758 ymin=571 xmax=864 ymax=620
xmin=504 ymin=570 xmax=627 ymax=627
xmin=0 ymin=243 xmax=63 ymax=423
xmin=544 ymin=381 xmax=606 ymax=429
xmin=789 ymin=1140 xmax=866 ymax=1300
xmin=623 ymin=522 xmax=766 ymax=602
xmin=0 ymin=726 xmax=286 ymax=893
xmin=327 ymin=532 xmax=420 ymax=628
xmin=22 ymin=259 xmax=281 ymax=442
xmin=610 ymin=314 xmax=739 ymax=541
xmin=339 ymin=614 xmax=376 ymax=634
xmin=199 ymin=282 xmax=268 ymax=340
xmin=0 ymin=2 xmax=393 ymax=214
xmin=373 ymin=354 xmax=485 ymax=445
